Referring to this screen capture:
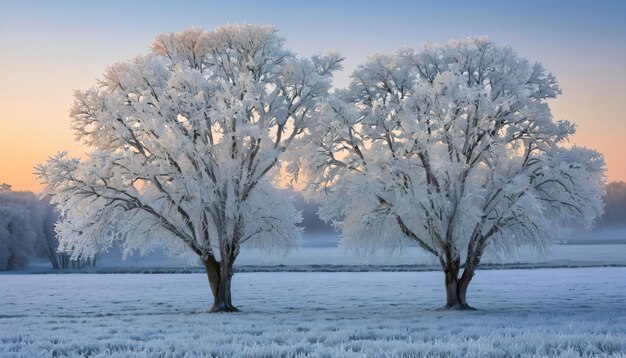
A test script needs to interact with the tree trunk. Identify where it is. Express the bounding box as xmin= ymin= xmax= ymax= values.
xmin=44 ymin=236 xmax=59 ymax=270
xmin=47 ymin=251 xmax=60 ymax=270
xmin=202 ymin=257 xmax=239 ymax=313
xmin=60 ymin=254 xmax=69 ymax=269
xmin=457 ymin=266 xmax=474 ymax=309
xmin=442 ymin=264 xmax=474 ymax=310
